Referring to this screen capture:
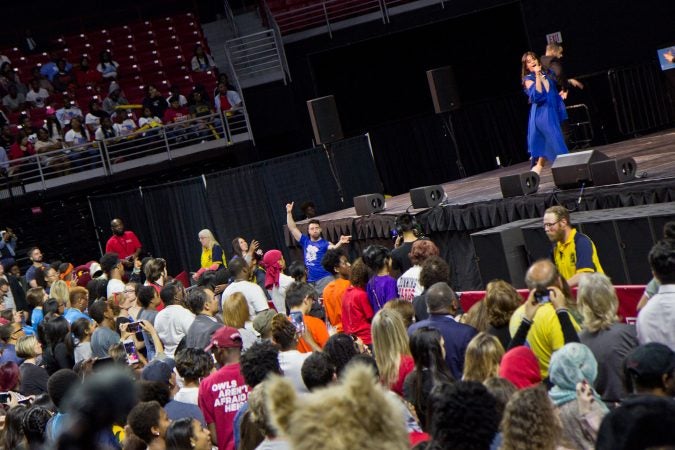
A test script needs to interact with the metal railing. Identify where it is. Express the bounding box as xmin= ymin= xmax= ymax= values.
xmin=0 ymin=109 xmax=252 ymax=197
xmin=223 ymin=0 xmax=240 ymax=36
xmin=225 ymin=29 xmax=290 ymax=87
xmin=266 ymin=0 xmax=447 ymax=37
xmin=608 ymin=62 xmax=674 ymax=136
